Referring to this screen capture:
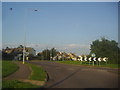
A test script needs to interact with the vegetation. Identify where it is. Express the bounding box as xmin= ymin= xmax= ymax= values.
xmin=2 ymin=61 xmax=19 ymax=77
xmin=26 ymin=63 xmax=46 ymax=81
xmin=2 ymin=61 xmax=46 ymax=88
xmin=54 ymin=61 xmax=120 ymax=68
xmin=38 ymin=48 xmax=58 ymax=60
xmin=90 ymin=37 xmax=120 ymax=64
xmin=2 ymin=80 xmax=40 ymax=88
